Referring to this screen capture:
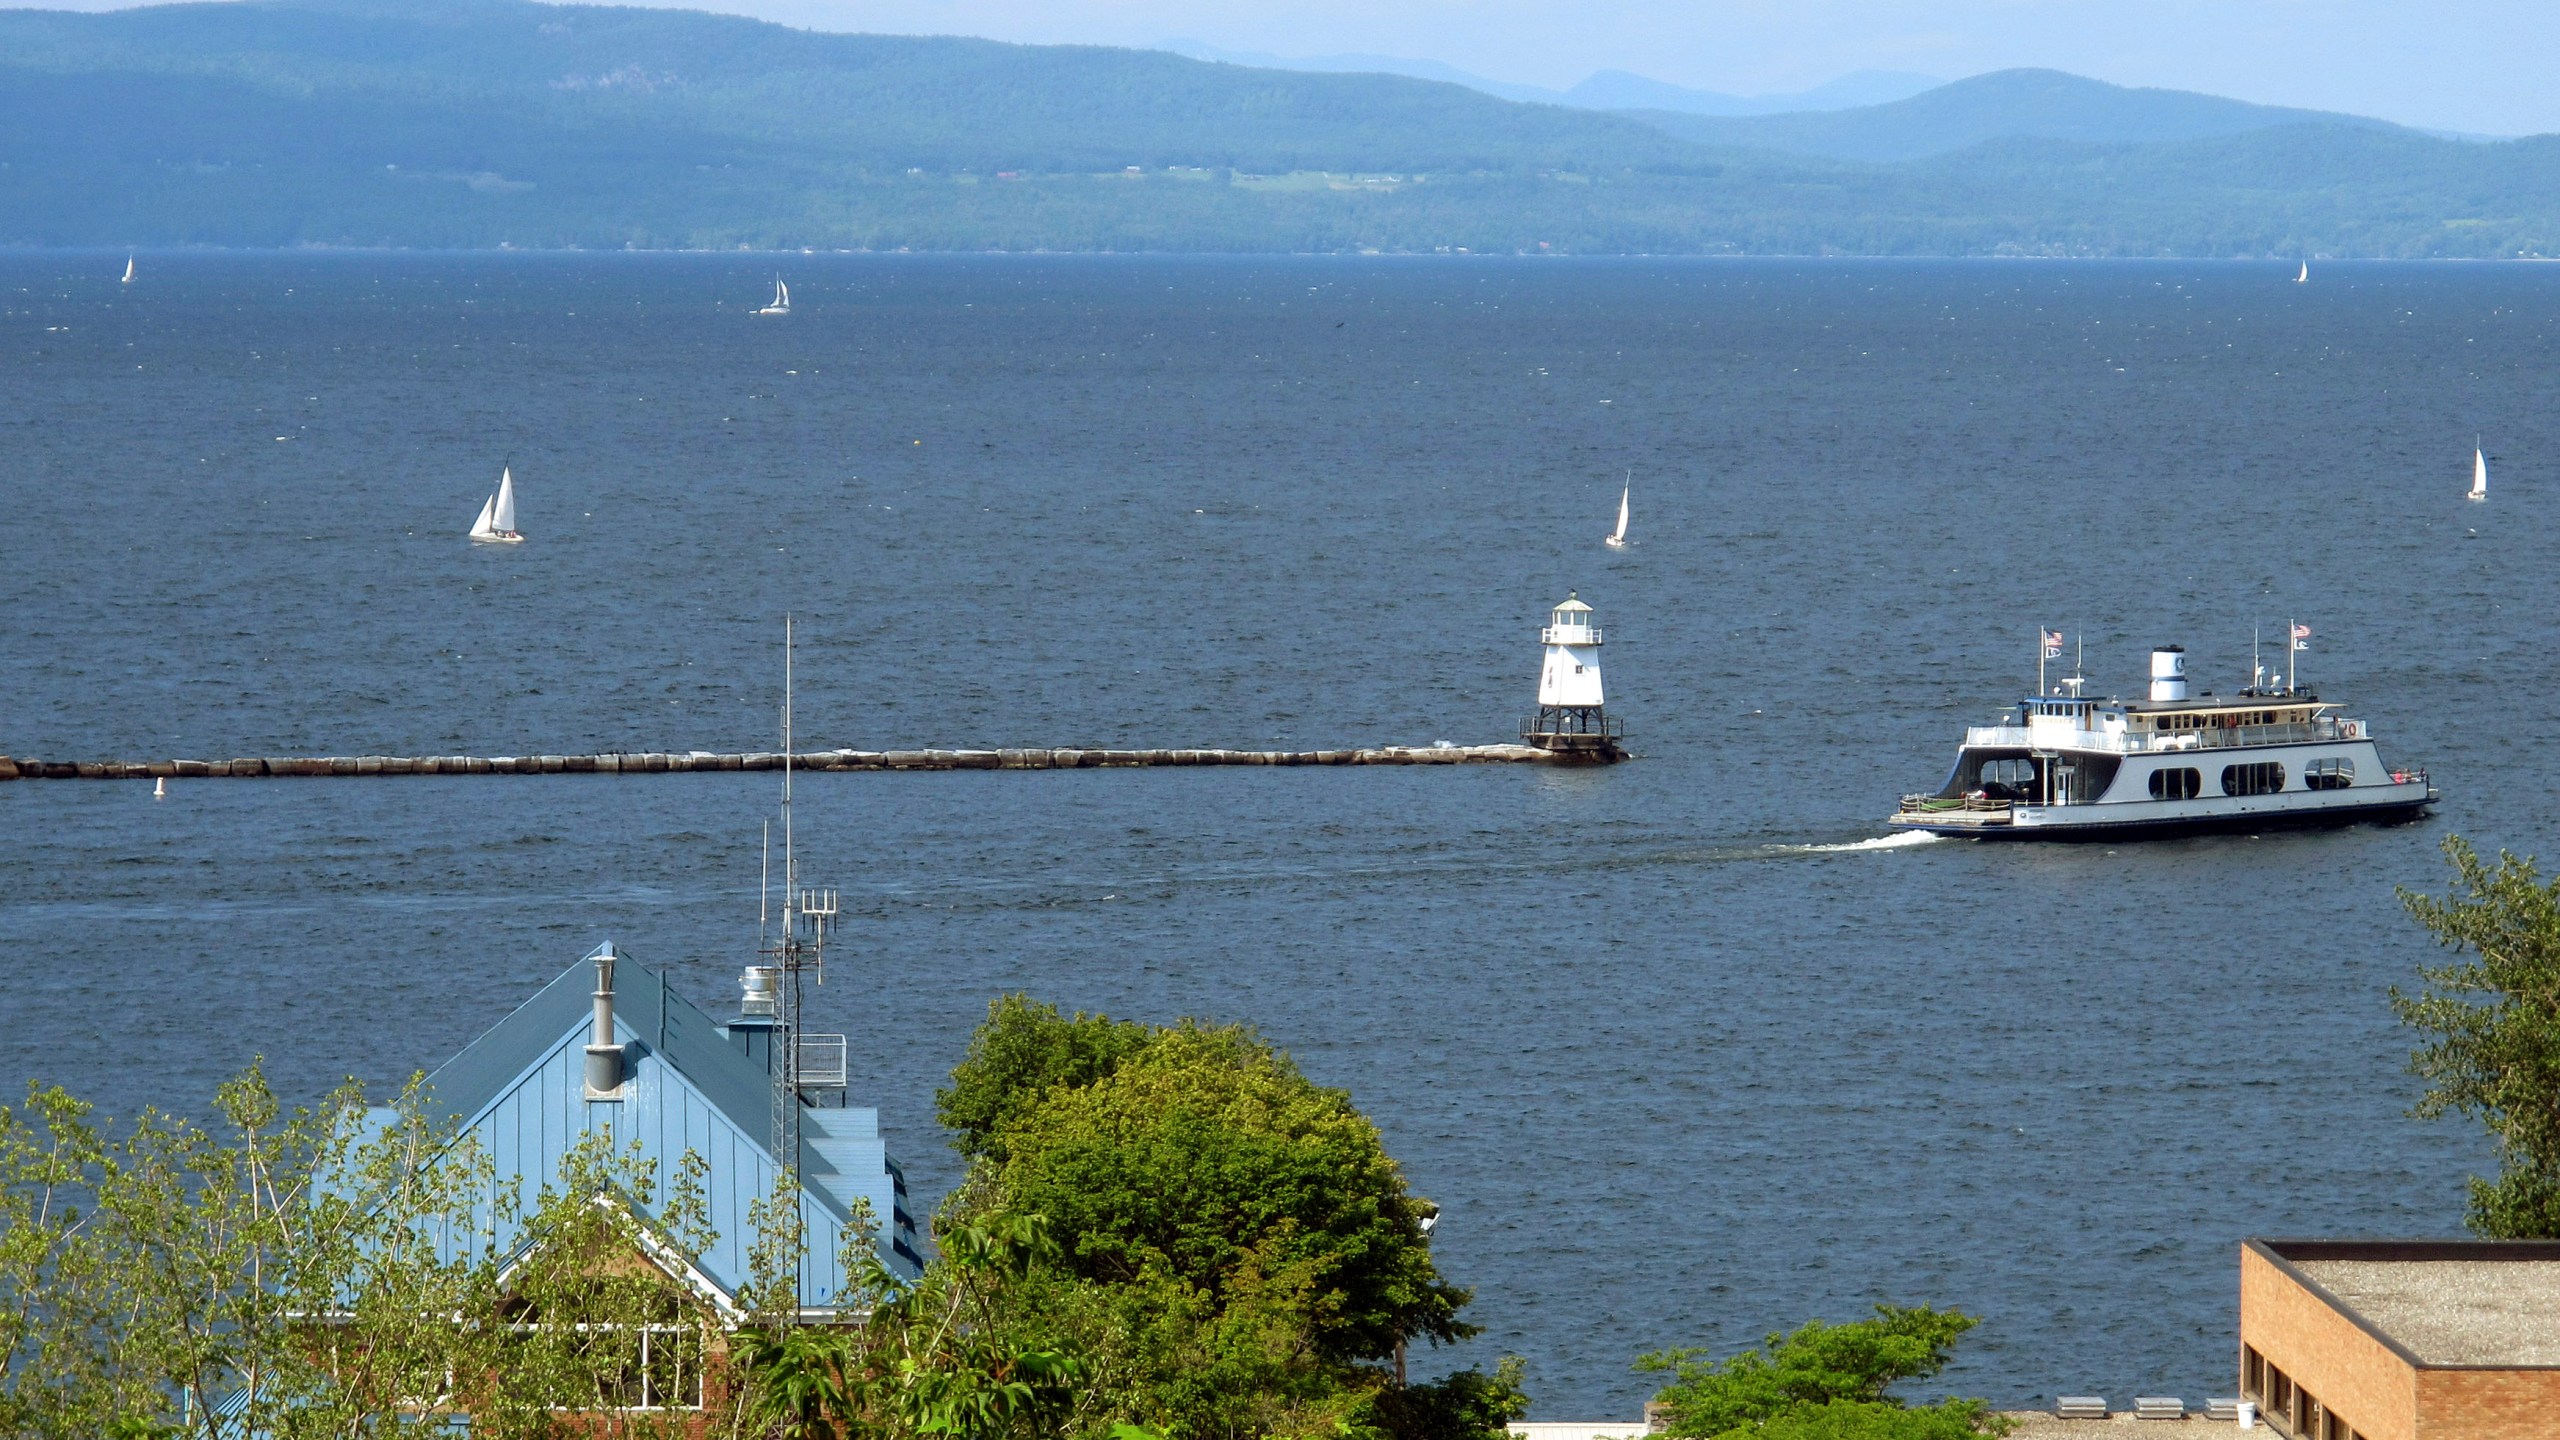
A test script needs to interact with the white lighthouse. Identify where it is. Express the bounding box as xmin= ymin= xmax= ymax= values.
xmin=1522 ymin=591 xmax=1624 ymax=759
